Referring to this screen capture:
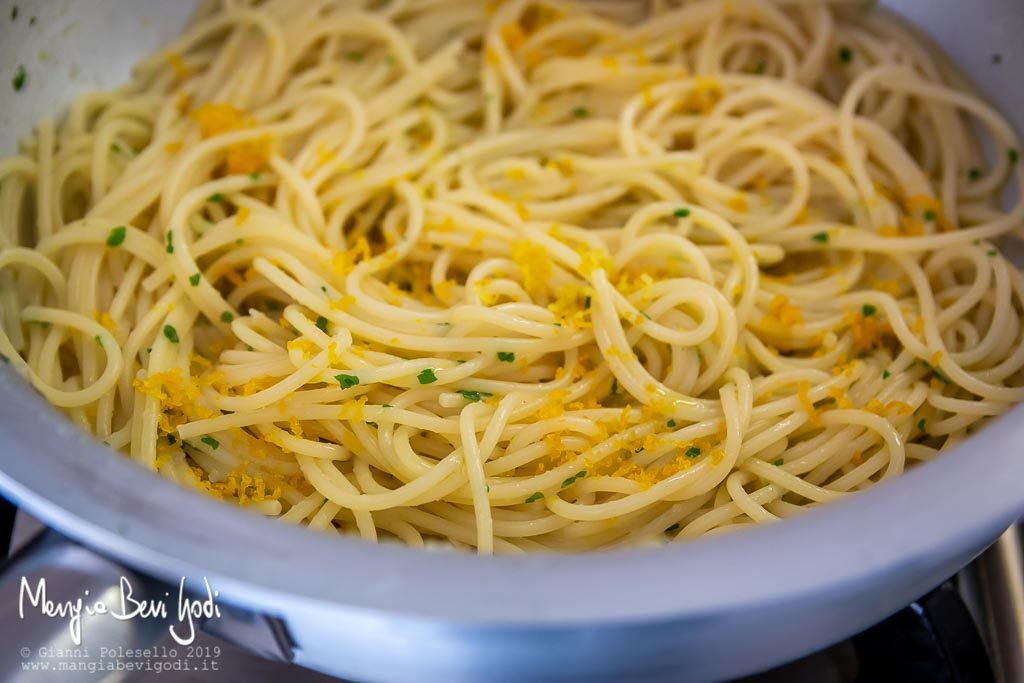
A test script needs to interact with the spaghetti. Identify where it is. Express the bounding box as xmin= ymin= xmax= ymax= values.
xmin=1 ymin=0 xmax=1022 ymax=553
